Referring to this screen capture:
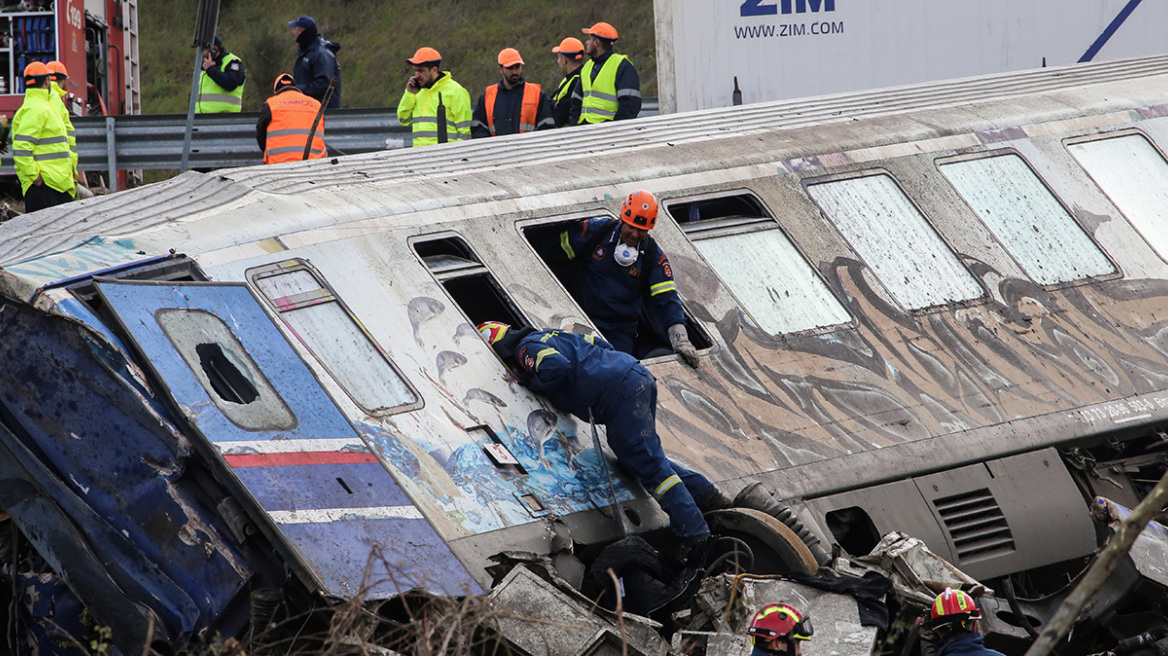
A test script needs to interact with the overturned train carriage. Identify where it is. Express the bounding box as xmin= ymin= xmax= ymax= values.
xmin=4 ymin=55 xmax=1168 ymax=651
